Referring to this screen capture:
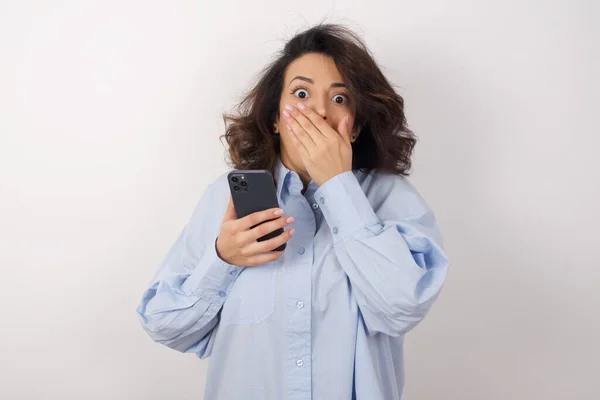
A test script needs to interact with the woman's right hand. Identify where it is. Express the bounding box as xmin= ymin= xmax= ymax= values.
xmin=215 ymin=195 xmax=295 ymax=267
